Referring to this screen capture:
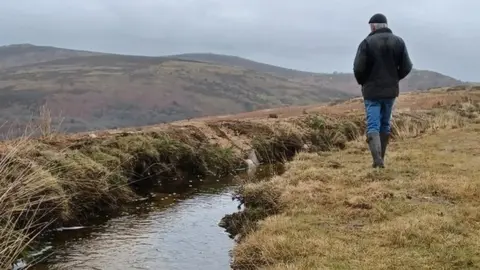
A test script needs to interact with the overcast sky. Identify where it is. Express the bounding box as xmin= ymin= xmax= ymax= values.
xmin=0 ymin=0 xmax=478 ymax=81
